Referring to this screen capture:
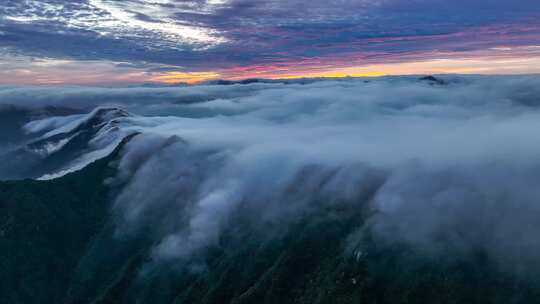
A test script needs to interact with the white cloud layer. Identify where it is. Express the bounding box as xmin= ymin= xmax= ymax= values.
xmin=5 ymin=75 xmax=540 ymax=272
